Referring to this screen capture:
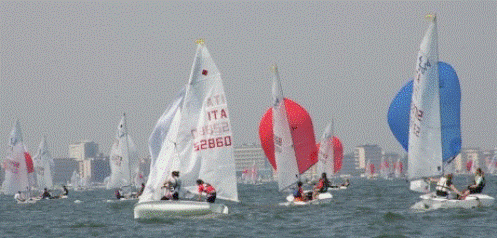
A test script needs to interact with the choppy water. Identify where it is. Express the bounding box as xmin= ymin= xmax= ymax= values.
xmin=2 ymin=175 xmax=497 ymax=237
